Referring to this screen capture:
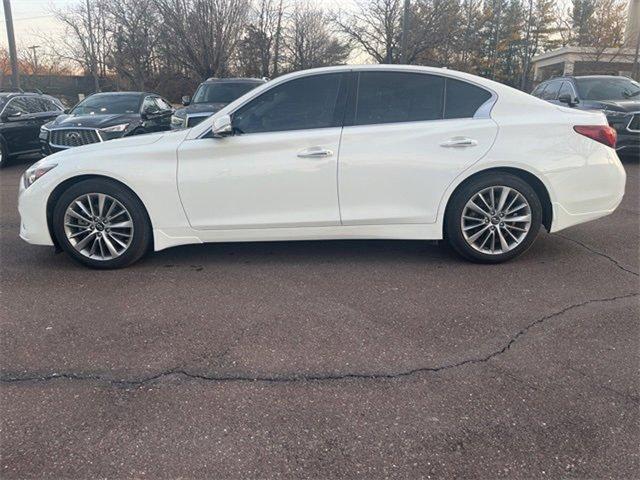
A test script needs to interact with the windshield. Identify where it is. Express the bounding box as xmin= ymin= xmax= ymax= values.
xmin=71 ymin=94 xmax=140 ymax=115
xmin=192 ymin=83 xmax=258 ymax=104
xmin=575 ymin=78 xmax=640 ymax=101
